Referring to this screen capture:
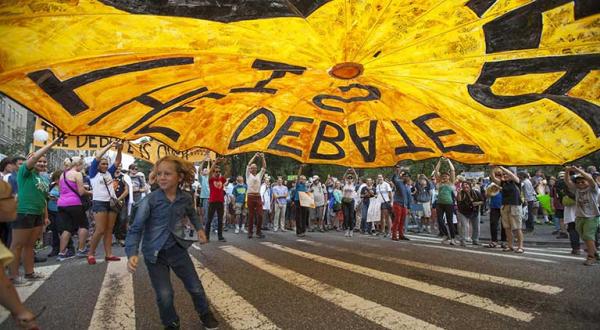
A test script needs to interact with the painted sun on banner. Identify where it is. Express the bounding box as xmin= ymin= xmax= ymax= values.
xmin=0 ymin=0 xmax=598 ymax=167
